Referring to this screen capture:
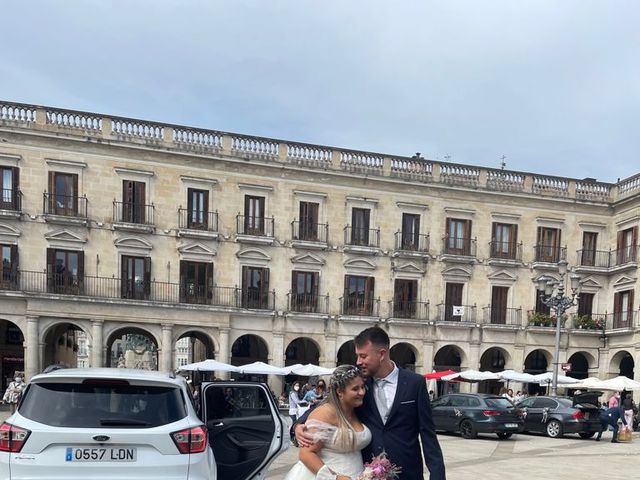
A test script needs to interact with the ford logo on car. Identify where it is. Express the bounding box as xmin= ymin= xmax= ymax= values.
xmin=92 ymin=435 xmax=110 ymax=442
